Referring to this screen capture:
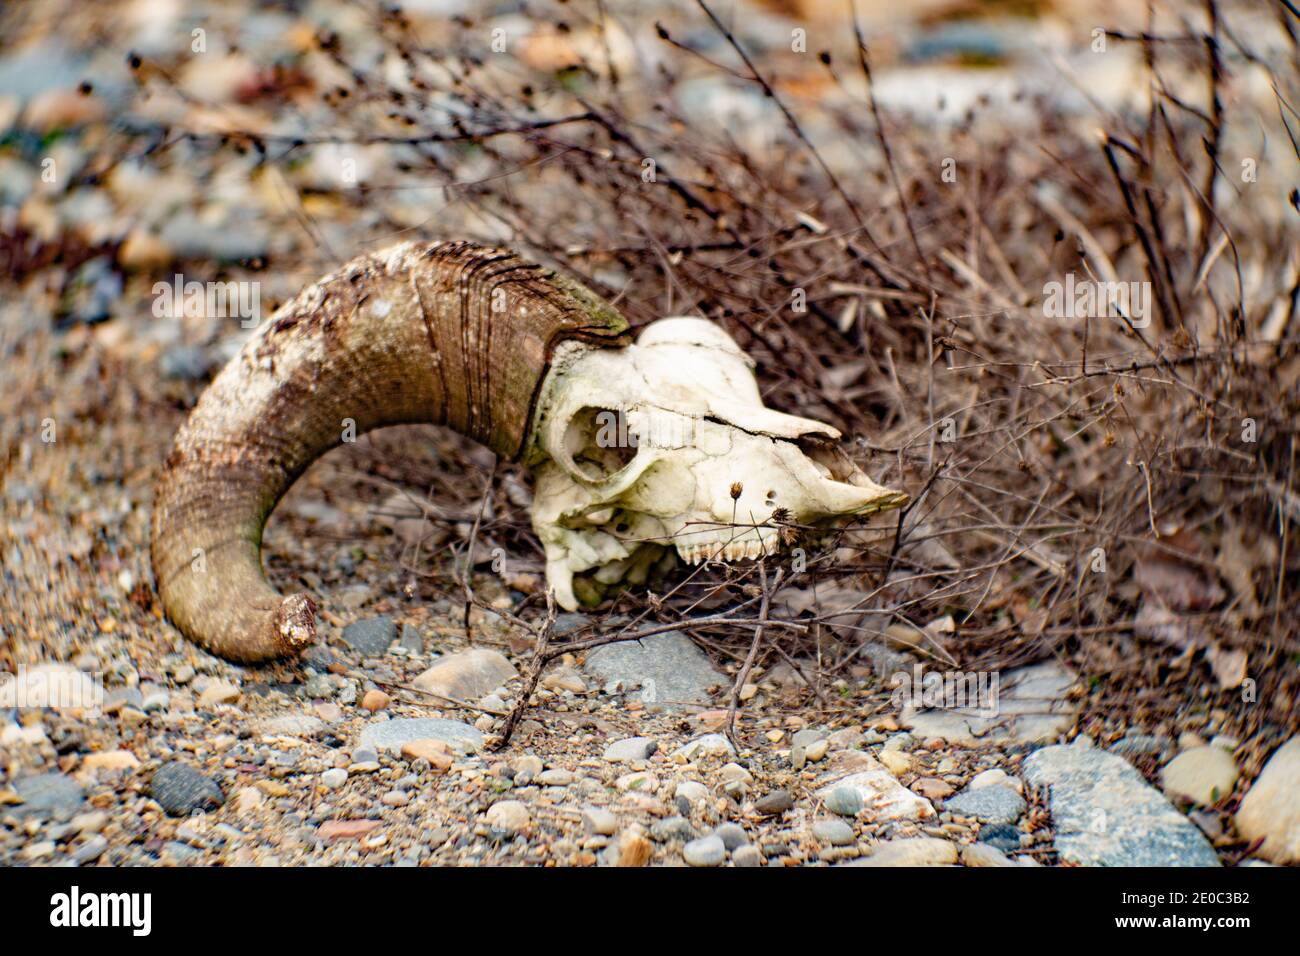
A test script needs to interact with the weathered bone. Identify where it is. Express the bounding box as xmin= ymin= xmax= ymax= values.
xmin=525 ymin=317 xmax=909 ymax=610
xmin=151 ymin=241 xmax=627 ymax=662
xmin=152 ymin=244 xmax=906 ymax=662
